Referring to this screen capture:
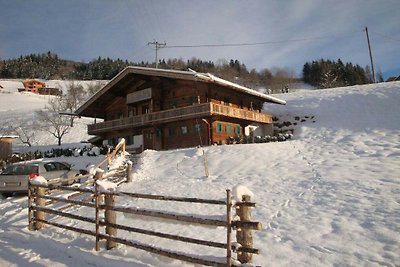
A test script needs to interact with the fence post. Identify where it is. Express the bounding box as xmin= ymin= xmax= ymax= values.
xmin=236 ymin=195 xmax=253 ymax=264
xmin=226 ymin=189 xmax=232 ymax=266
xmin=94 ymin=170 xmax=103 ymax=251
xmin=28 ymin=183 xmax=33 ymax=231
xmin=105 ymin=193 xmax=117 ymax=250
xmin=34 ymin=186 xmax=46 ymax=230
xmin=107 ymin=148 xmax=112 ymax=165
xmin=126 ymin=161 xmax=133 ymax=183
